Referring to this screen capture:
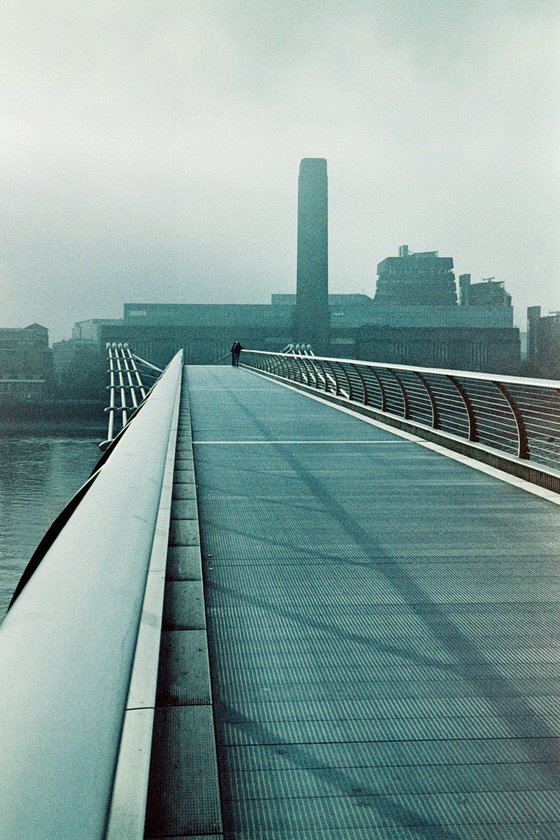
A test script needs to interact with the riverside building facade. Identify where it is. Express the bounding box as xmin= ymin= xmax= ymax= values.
xmin=0 ymin=324 xmax=53 ymax=401
xmin=54 ymin=161 xmax=520 ymax=376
